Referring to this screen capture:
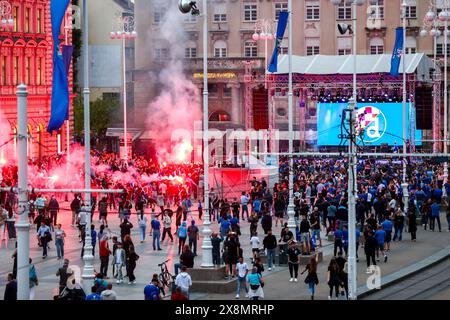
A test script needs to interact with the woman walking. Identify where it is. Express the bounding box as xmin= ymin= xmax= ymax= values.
xmin=138 ymin=212 xmax=147 ymax=243
xmin=301 ymin=255 xmax=319 ymax=300
xmin=247 ymin=267 xmax=264 ymax=300
xmin=54 ymin=224 xmax=66 ymax=260
xmin=5 ymin=203 xmax=16 ymax=240
xmin=327 ymin=258 xmax=340 ymax=300
xmin=127 ymin=244 xmax=139 ymax=285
